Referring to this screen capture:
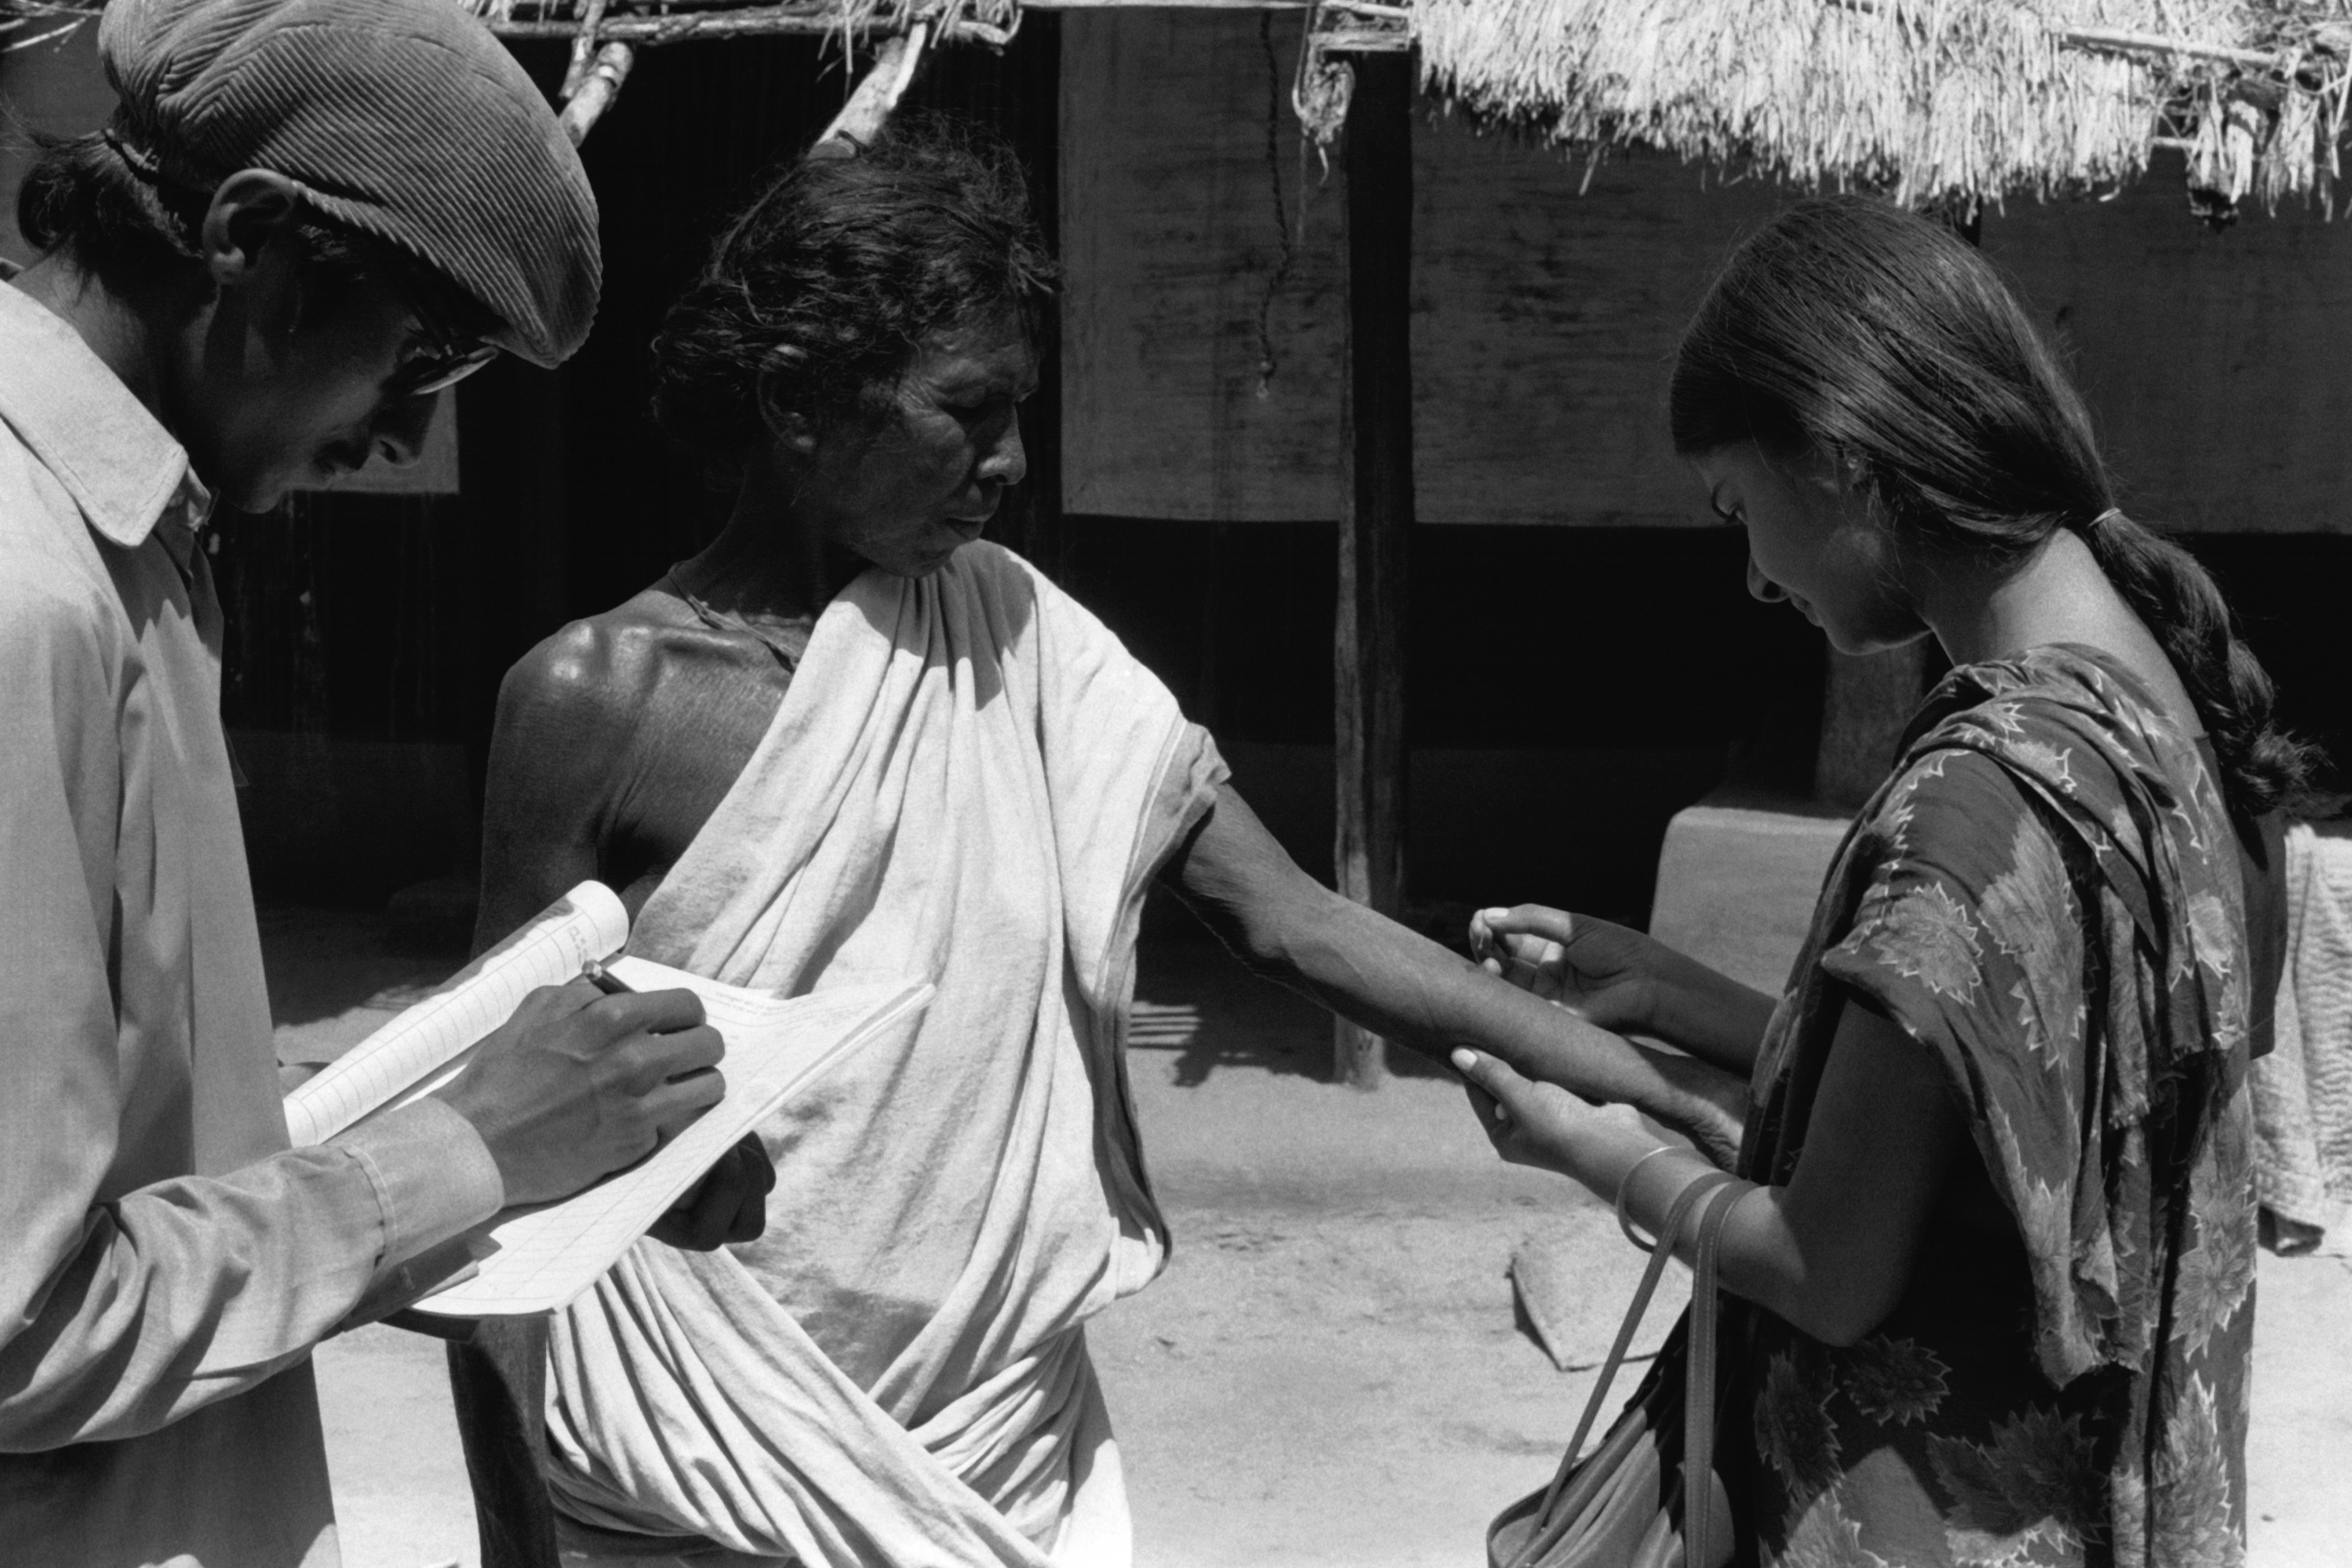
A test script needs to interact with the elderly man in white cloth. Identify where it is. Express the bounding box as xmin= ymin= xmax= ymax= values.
xmin=462 ymin=126 xmax=1736 ymax=1567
